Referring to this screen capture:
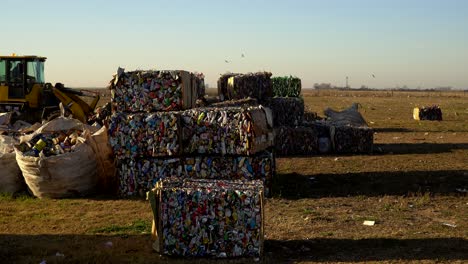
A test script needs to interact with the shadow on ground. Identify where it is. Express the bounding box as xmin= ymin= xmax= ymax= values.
xmin=273 ymin=170 xmax=468 ymax=199
xmin=0 ymin=234 xmax=466 ymax=263
xmin=375 ymin=143 xmax=468 ymax=155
